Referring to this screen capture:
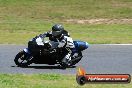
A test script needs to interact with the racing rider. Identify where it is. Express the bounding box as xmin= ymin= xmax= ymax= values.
xmin=30 ymin=24 xmax=75 ymax=67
